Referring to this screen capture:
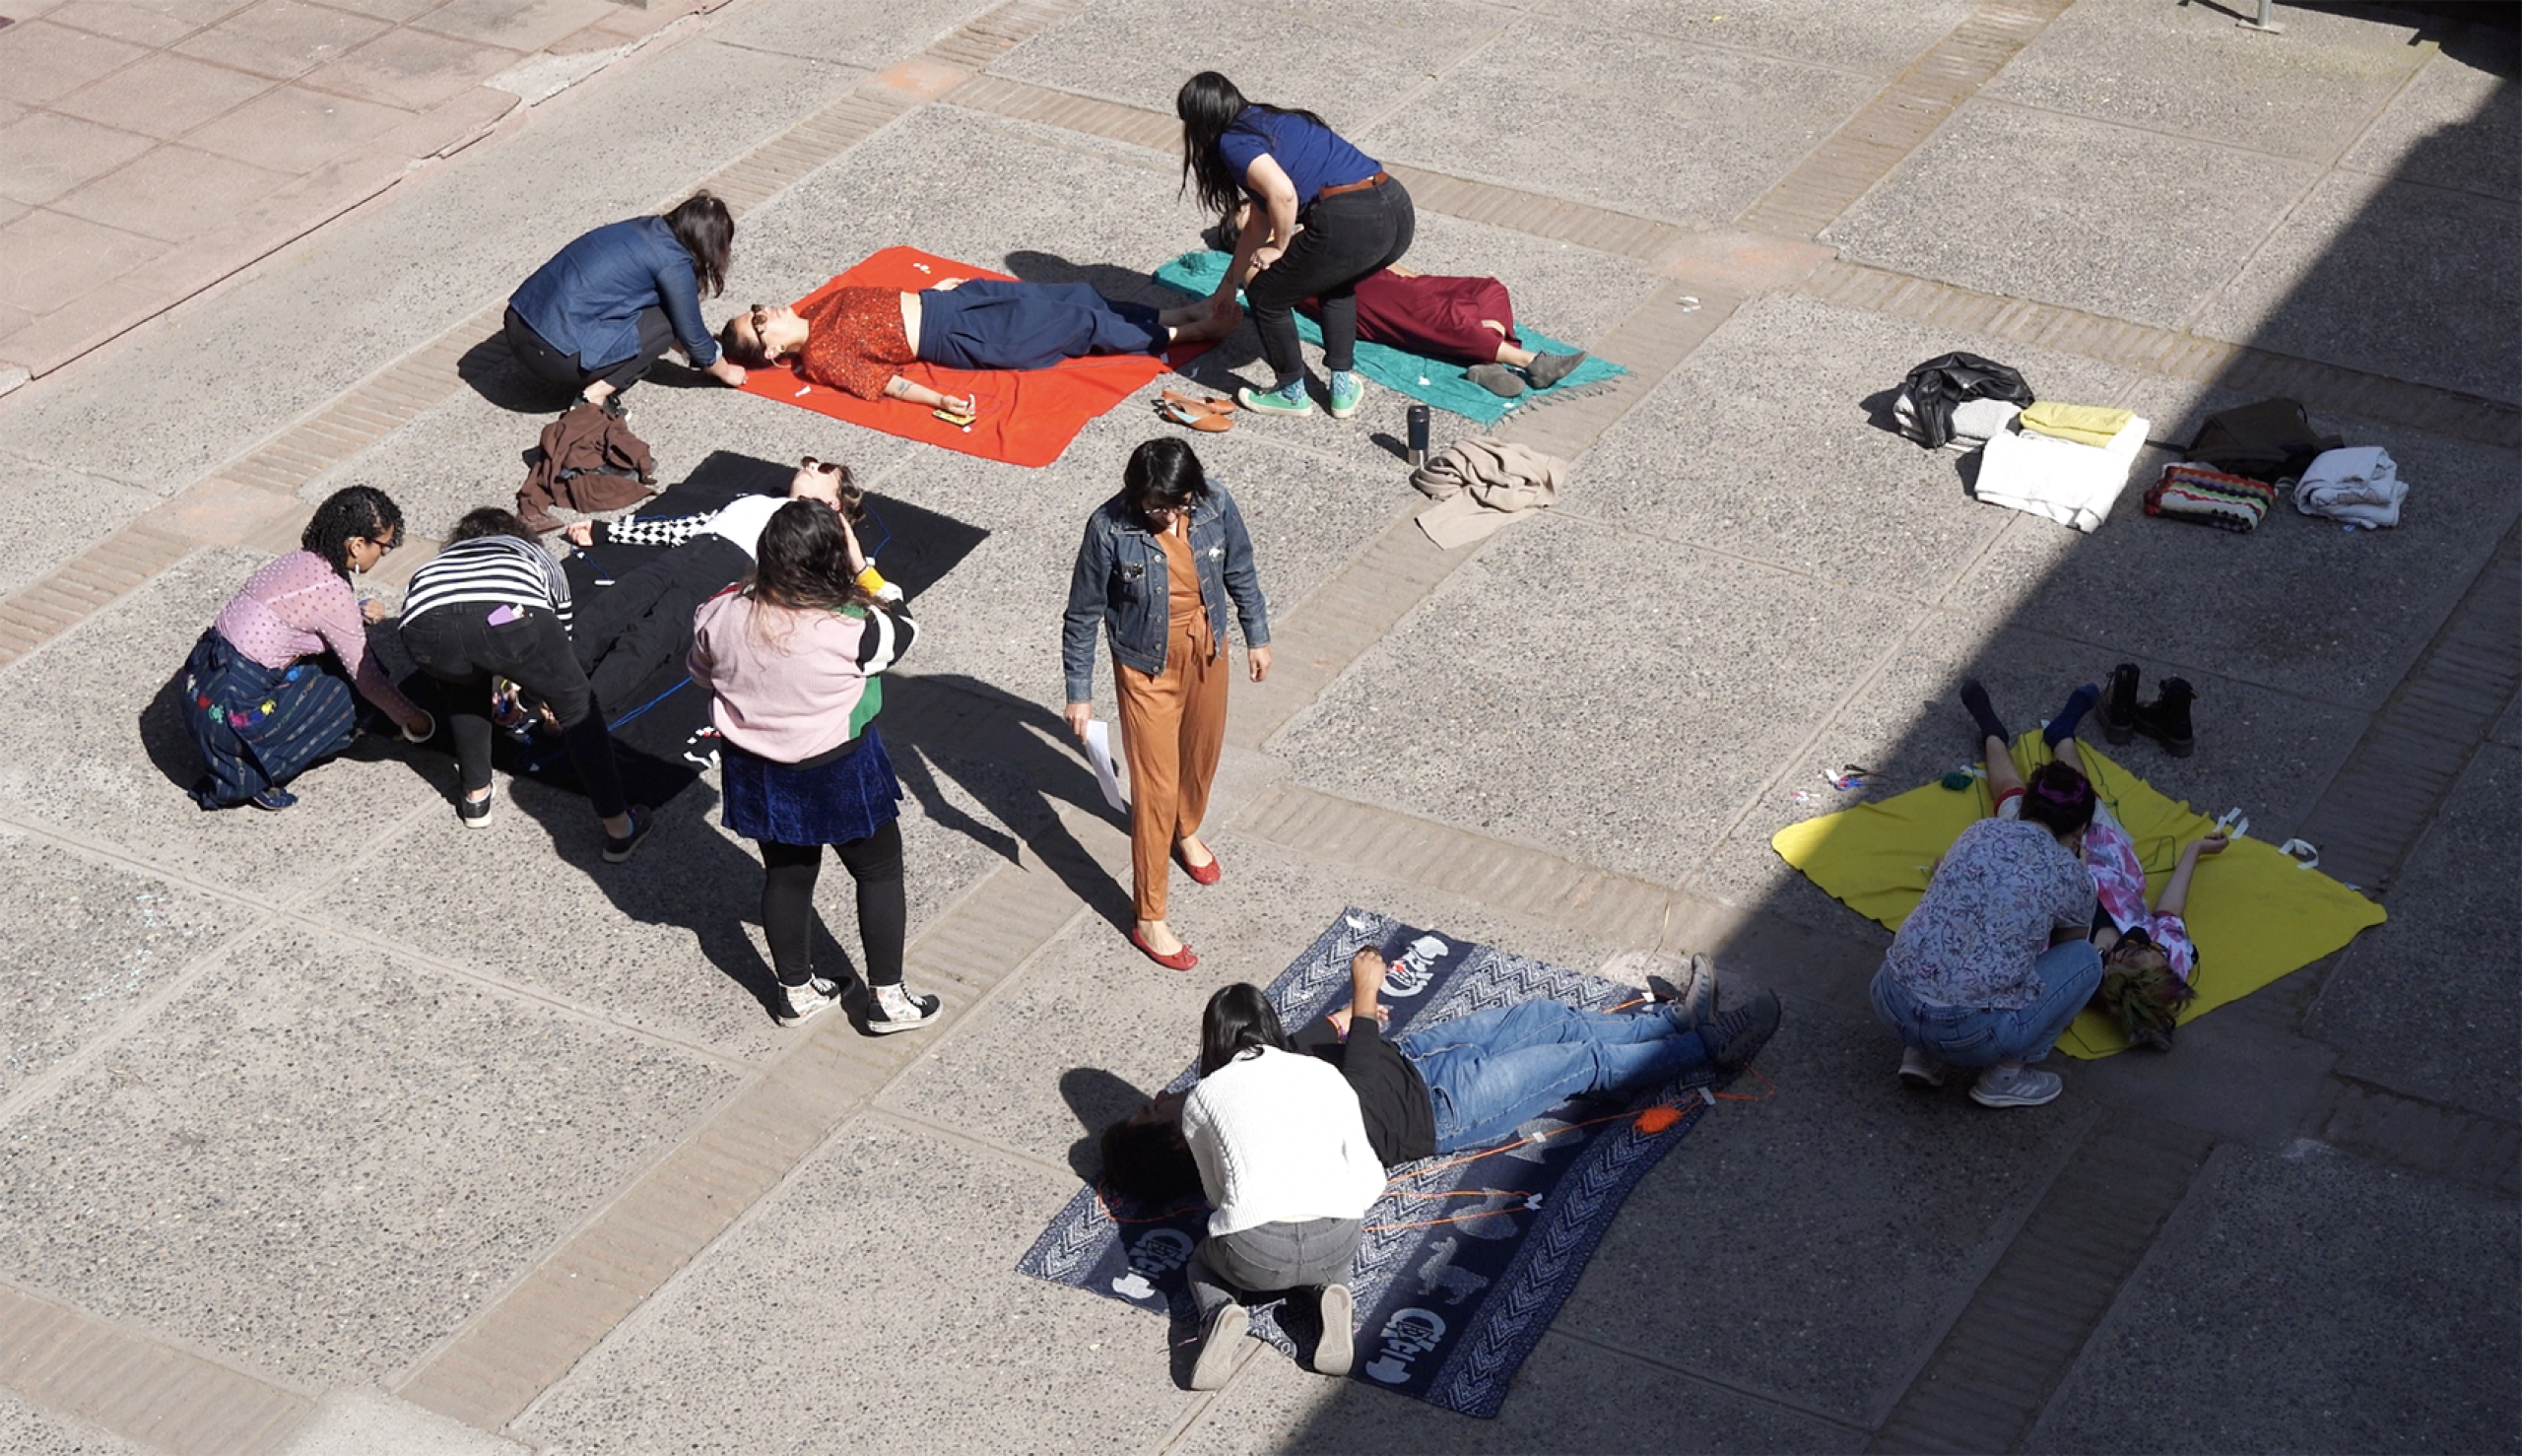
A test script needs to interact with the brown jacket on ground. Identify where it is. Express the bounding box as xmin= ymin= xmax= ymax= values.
xmin=517 ymin=402 xmax=656 ymax=533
